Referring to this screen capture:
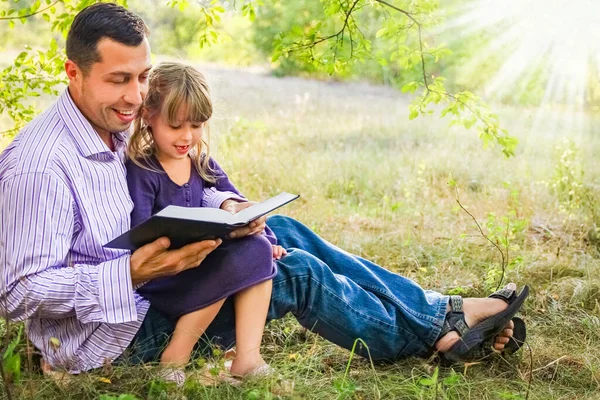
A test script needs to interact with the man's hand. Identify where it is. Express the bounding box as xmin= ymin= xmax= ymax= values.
xmin=272 ymin=245 xmax=287 ymax=260
xmin=130 ymin=237 xmax=222 ymax=285
xmin=220 ymin=200 xmax=267 ymax=239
